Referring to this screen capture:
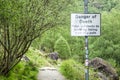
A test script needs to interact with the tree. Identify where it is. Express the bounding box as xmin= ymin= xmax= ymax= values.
xmin=54 ymin=36 xmax=71 ymax=59
xmin=88 ymin=0 xmax=120 ymax=12
xmin=89 ymin=9 xmax=120 ymax=65
xmin=0 ymin=0 xmax=72 ymax=75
